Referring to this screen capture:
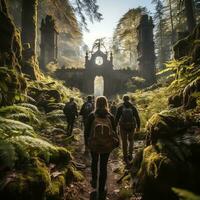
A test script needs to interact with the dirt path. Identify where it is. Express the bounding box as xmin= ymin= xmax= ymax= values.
xmin=71 ymin=128 xmax=122 ymax=200
xmin=47 ymin=124 xmax=144 ymax=200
